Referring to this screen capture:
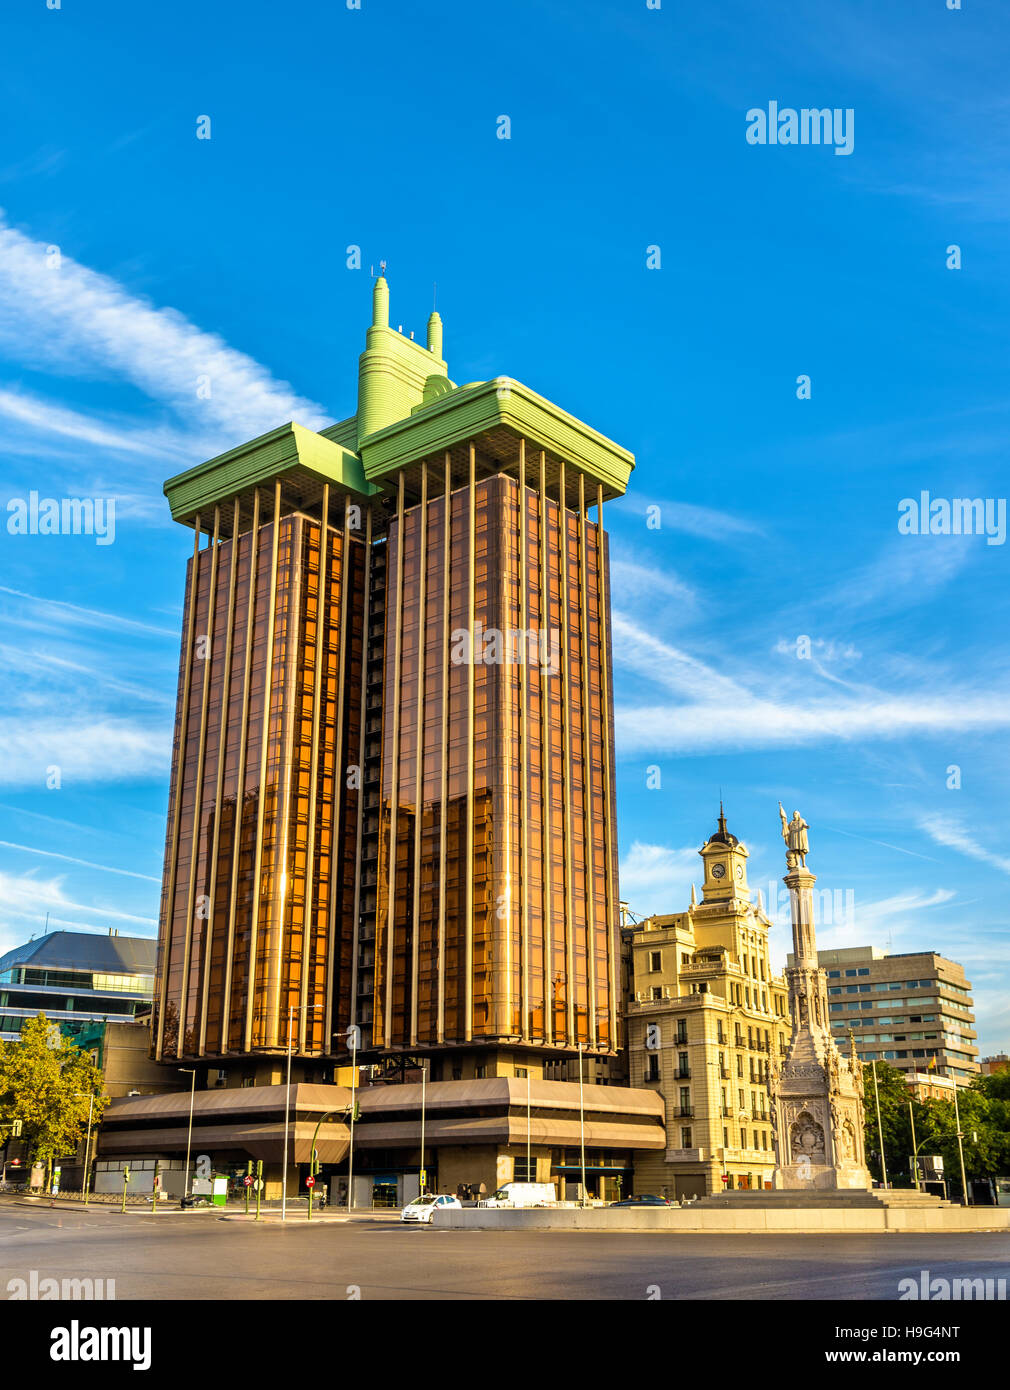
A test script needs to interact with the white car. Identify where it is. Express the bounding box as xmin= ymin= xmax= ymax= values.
xmin=400 ymin=1194 xmax=462 ymax=1224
